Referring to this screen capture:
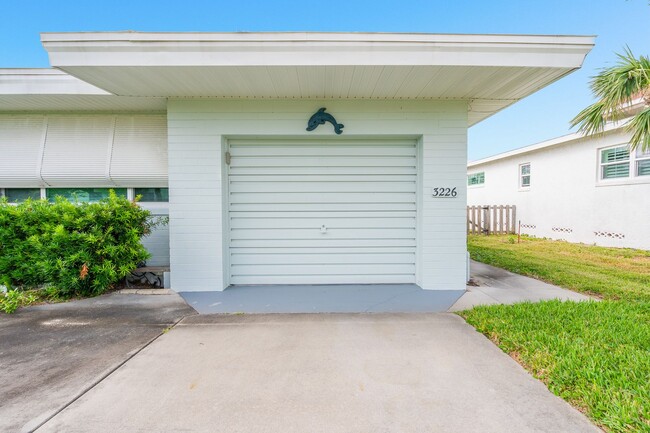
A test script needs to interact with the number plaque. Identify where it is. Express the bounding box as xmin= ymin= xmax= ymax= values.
xmin=431 ymin=187 xmax=458 ymax=198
